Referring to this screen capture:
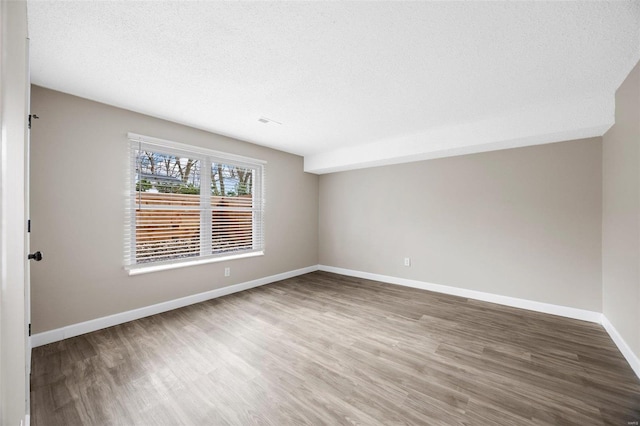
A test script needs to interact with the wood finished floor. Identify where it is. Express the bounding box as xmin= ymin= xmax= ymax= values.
xmin=31 ymin=271 xmax=640 ymax=425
